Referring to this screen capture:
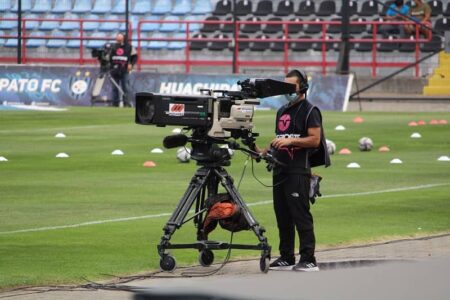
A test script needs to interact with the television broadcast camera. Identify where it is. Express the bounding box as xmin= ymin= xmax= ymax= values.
xmin=91 ymin=43 xmax=113 ymax=73
xmin=135 ymin=78 xmax=295 ymax=273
